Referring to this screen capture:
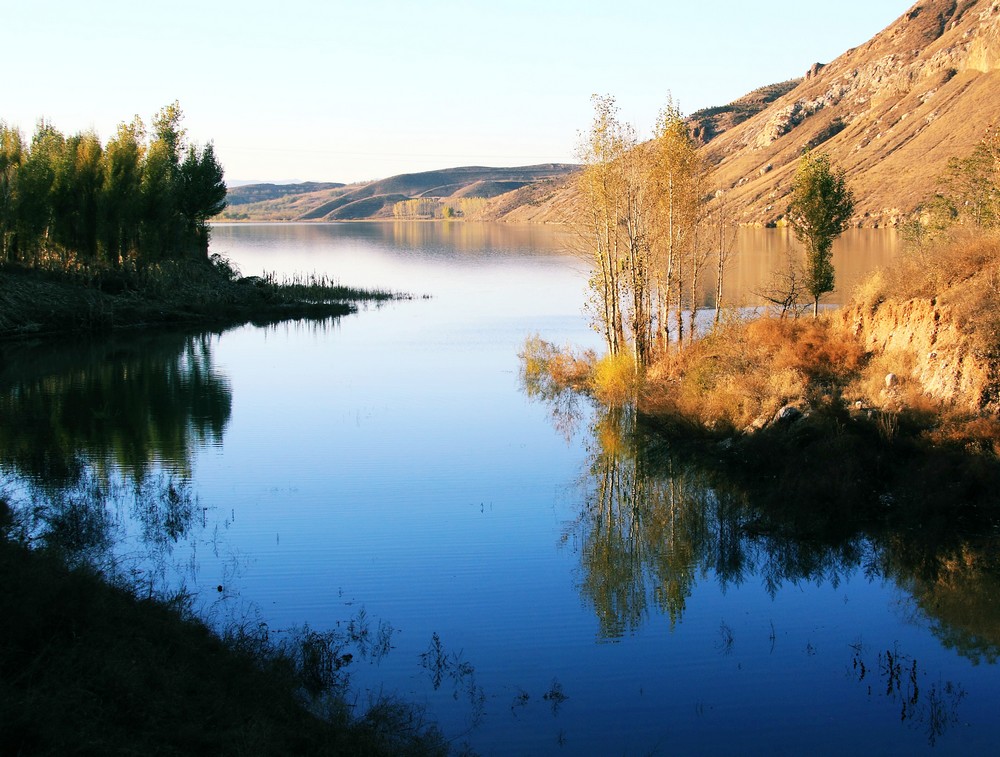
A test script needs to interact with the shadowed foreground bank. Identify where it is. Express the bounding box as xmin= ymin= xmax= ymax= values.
xmin=0 ymin=500 xmax=452 ymax=757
